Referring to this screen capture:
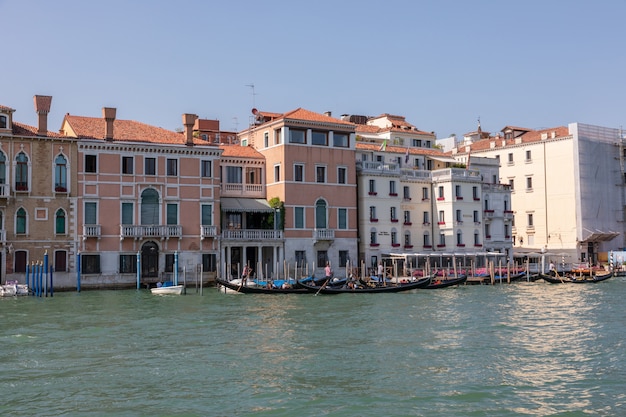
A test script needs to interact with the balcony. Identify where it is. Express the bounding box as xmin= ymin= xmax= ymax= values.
xmin=200 ymin=225 xmax=218 ymax=239
xmin=504 ymin=211 xmax=514 ymax=220
xmin=484 ymin=210 xmax=494 ymax=219
xmin=222 ymin=229 xmax=283 ymax=240
xmin=120 ymin=225 xmax=182 ymax=240
xmin=83 ymin=224 xmax=102 ymax=240
xmin=0 ymin=184 xmax=9 ymax=198
xmin=314 ymin=228 xmax=335 ymax=241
